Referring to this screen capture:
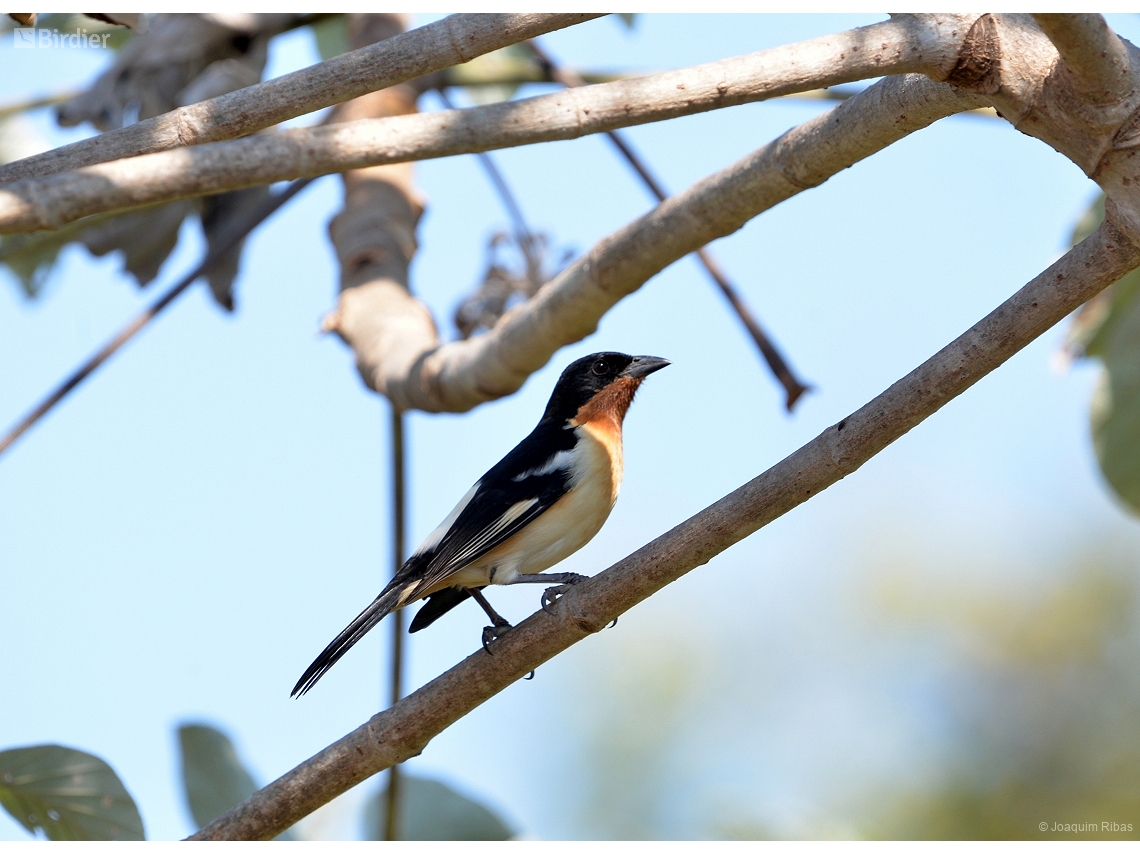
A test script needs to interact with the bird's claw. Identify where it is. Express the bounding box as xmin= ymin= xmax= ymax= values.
xmin=481 ymin=620 xmax=511 ymax=654
xmin=540 ymin=574 xmax=588 ymax=615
